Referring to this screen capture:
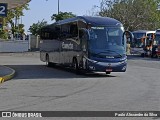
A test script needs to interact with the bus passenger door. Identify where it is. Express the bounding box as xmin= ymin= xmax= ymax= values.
xmin=80 ymin=29 xmax=89 ymax=54
xmin=79 ymin=29 xmax=89 ymax=69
